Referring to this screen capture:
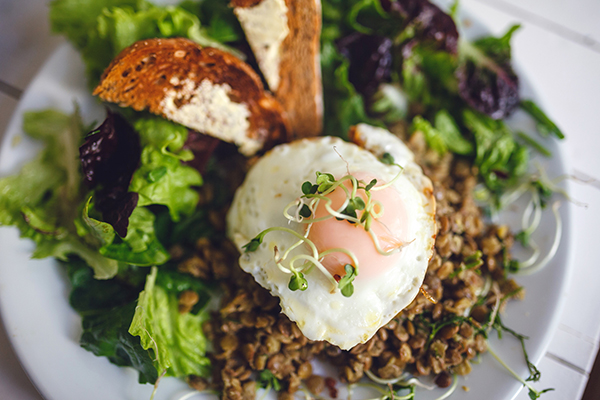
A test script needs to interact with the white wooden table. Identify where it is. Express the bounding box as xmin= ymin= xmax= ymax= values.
xmin=0 ymin=0 xmax=599 ymax=399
